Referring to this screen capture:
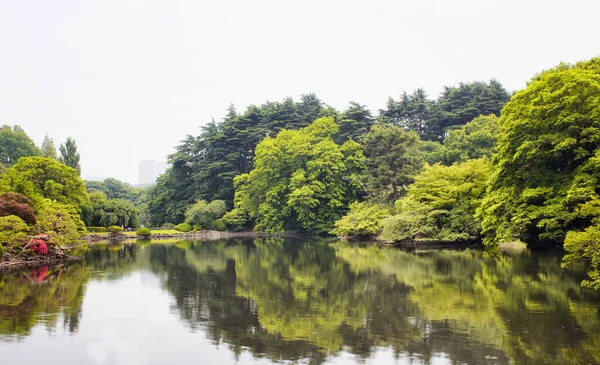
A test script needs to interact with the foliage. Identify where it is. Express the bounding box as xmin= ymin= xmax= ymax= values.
xmin=107 ymin=226 xmax=124 ymax=234
xmin=442 ymin=114 xmax=500 ymax=165
xmin=40 ymin=134 xmax=57 ymax=159
xmin=36 ymin=200 xmax=87 ymax=247
xmin=380 ymin=158 xmax=491 ymax=242
xmin=380 ymin=81 xmax=509 ymax=141
xmin=85 ymin=178 xmax=142 ymax=202
xmin=0 ymin=192 xmax=36 ymax=225
xmin=331 ymin=202 xmax=393 ymax=236
xmin=175 ymin=223 xmax=192 ymax=232
xmin=380 ymin=88 xmax=434 ymax=137
xmin=363 ymin=124 xmax=423 ymax=202
xmin=430 ymin=80 xmax=509 ymax=141
xmin=335 ymin=101 xmax=375 ymax=143
xmin=0 ymin=215 xmax=30 ymax=255
xmin=0 ymin=162 xmax=5 ymax=175
xmin=478 ymin=58 xmax=600 ymax=247
xmin=234 ymin=117 xmax=364 ymax=233
xmin=58 ymin=137 xmax=81 ymax=175
xmin=184 ymin=199 xmax=227 ymax=229
xmin=419 ymin=140 xmax=445 ymax=165
xmin=0 ymin=125 xmax=40 ymax=166
xmin=161 ymin=223 xmax=175 ymax=229
xmin=0 ymin=156 xmax=89 ymax=210
xmin=211 ymin=219 xmax=227 ymax=232
xmin=82 ymin=192 xmax=140 ymax=228
xmin=146 ymin=94 xmax=335 ymax=226
xmin=221 ymin=208 xmax=249 ymax=231
xmin=136 ymin=227 xmax=152 ymax=237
